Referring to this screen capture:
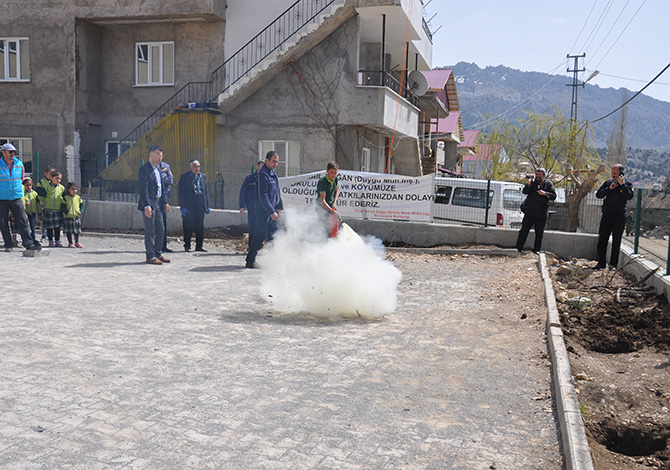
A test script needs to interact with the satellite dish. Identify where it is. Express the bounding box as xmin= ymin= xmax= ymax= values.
xmin=408 ymin=70 xmax=428 ymax=96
